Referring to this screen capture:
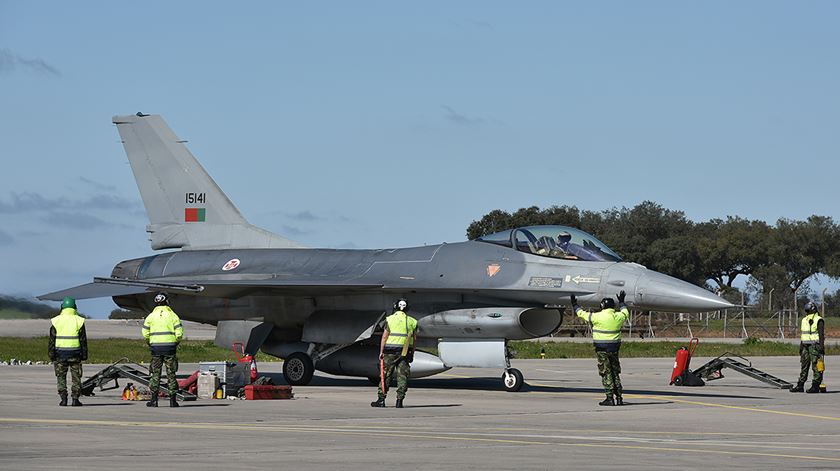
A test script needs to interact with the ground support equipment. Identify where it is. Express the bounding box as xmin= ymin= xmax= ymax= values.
xmin=80 ymin=357 xmax=198 ymax=401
